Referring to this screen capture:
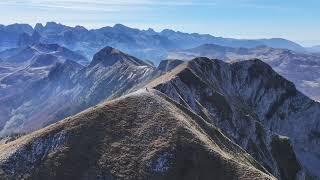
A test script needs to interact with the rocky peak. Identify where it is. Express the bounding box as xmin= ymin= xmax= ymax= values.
xmin=109 ymin=24 xmax=142 ymax=35
xmin=231 ymin=58 xmax=297 ymax=97
xmin=74 ymin=25 xmax=87 ymax=31
xmin=89 ymin=46 xmax=152 ymax=67
xmin=144 ymin=28 xmax=157 ymax=35
xmin=4 ymin=23 xmax=33 ymax=35
xmin=34 ymin=23 xmax=44 ymax=32
xmin=160 ymin=29 xmax=175 ymax=35
xmin=45 ymin=22 xmax=60 ymax=28
xmin=112 ymin=24 xmax=137 ymax=33
xmin=43 ymin=22 xmax=69 ymax=33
